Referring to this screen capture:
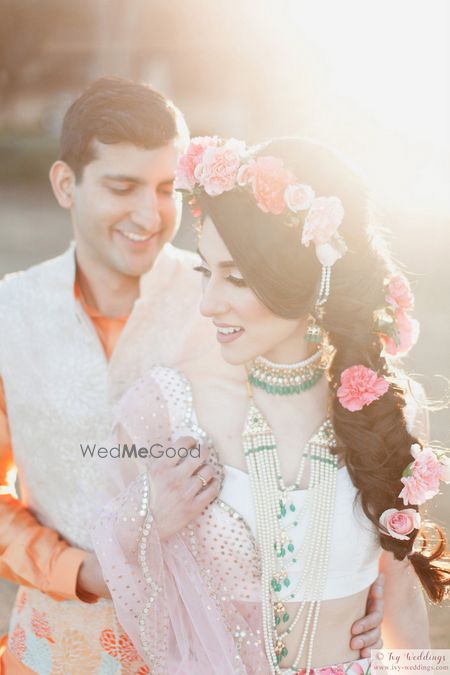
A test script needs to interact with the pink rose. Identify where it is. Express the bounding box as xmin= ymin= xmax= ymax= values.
xmin=301 ymin=196 xmax=344 ymax=247
xmin=379 ymin=508 xmax=421 ymax=540
xmin=386 ymin=274 xmax=414 ymax=311
xmin=337 ymin=365 xmax=389 ymax=412
xmin=247 ymin=156 xmax=295 ymax=214
xmin=174 ymin=136 xmax=218 ymax=190
xmin=381 ymin=310 xmax=419 ymax=356
xmin=284 ymin=183 xmax=315 ymax=212
xmin=194 ymin=138 xmax=245 ymax=196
